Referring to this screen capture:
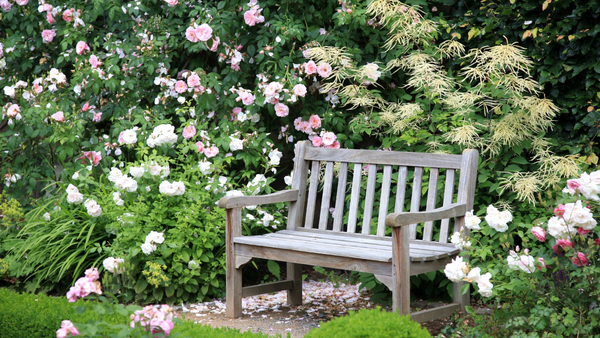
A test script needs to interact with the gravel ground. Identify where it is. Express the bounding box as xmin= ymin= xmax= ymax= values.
xmin=173 ymin=280 xmax=455 ymax=337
